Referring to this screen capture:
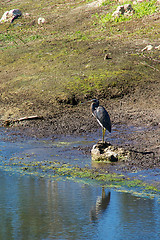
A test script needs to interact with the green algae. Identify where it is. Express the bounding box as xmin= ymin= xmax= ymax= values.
xmin=2 ymin=159 xmax=160 ymax=198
